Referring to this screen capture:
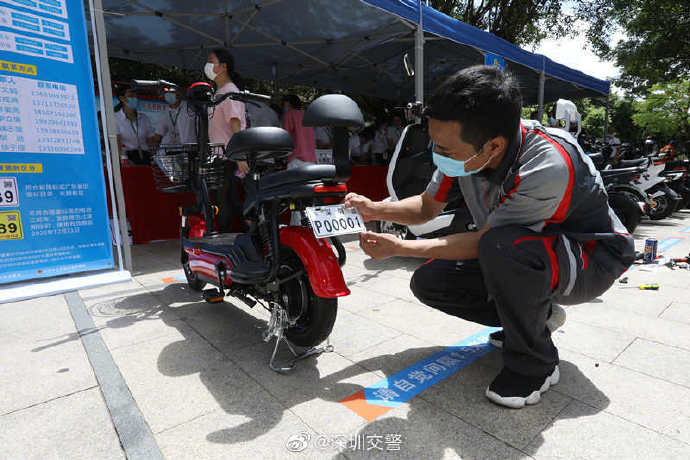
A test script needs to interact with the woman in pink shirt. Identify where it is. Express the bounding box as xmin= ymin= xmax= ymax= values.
xmin=281 ymin=94 xmax=316 ymax=169
xmin=204 ymin=49 xmax=249 ymax=231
